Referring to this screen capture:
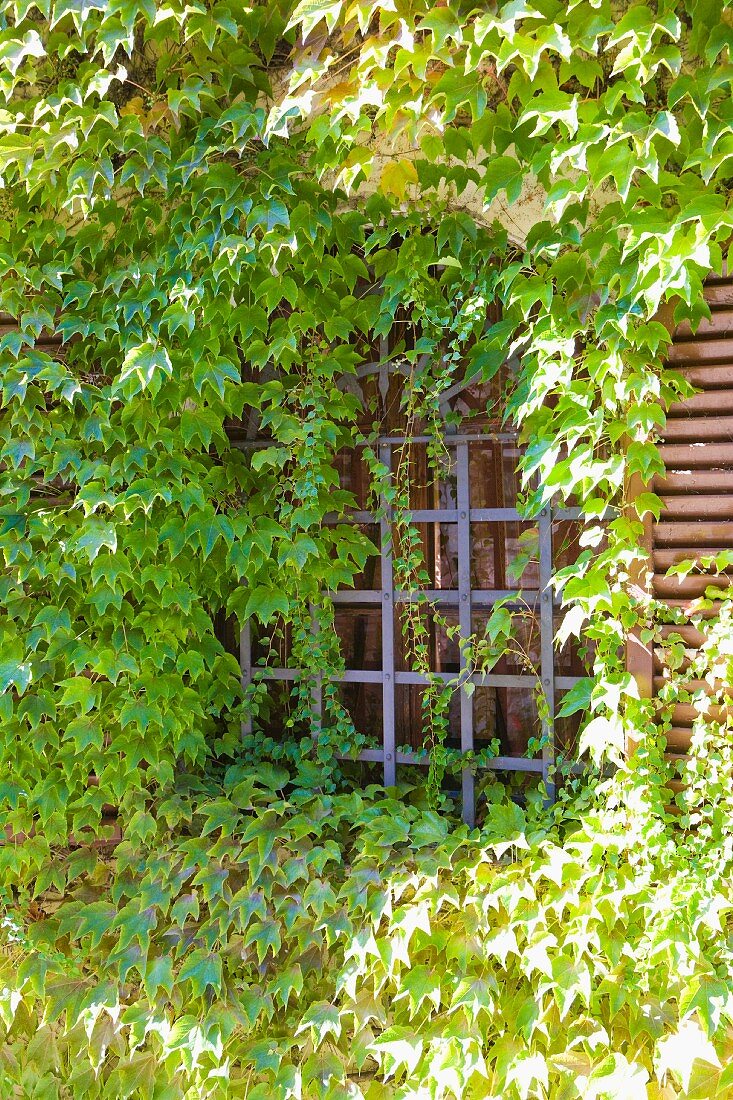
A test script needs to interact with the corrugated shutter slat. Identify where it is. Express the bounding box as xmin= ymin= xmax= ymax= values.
xmin=640 ymin=274 xmax=733 ymax=752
